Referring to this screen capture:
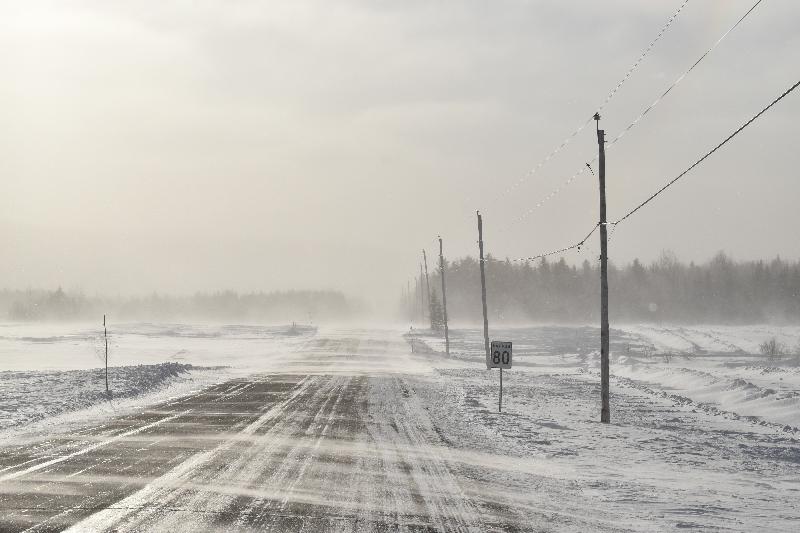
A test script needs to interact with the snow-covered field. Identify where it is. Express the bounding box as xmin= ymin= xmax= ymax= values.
xmin=414 ymin=324 xmax=800 ymax=531
xmin=0 ymin=363 xmax=199 ymax=432
xmin=2 ymin=322 xmax=799 ymax=531
xmin=0 ymin=321 xmax=315 ymax=371
xmin=421 ymin=324 xmax=800 ymax=430
xmin=0 ymin=322 xmax=314 ymax=438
